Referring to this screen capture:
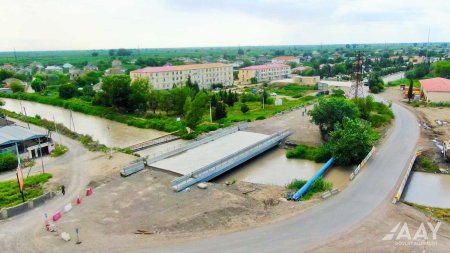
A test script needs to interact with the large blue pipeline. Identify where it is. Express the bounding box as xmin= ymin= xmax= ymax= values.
xmin=292 ymin=157 xmax=335 ymax=201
